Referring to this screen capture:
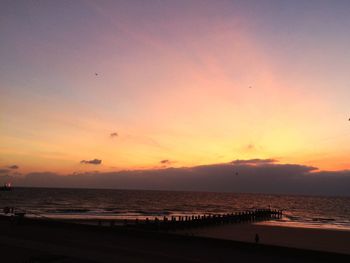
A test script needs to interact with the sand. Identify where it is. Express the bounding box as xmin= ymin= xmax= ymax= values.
xmin=176 ymin=222 xmax=350 ymax=255
xmin=0 ymin=216 xmax=349 ymax=262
